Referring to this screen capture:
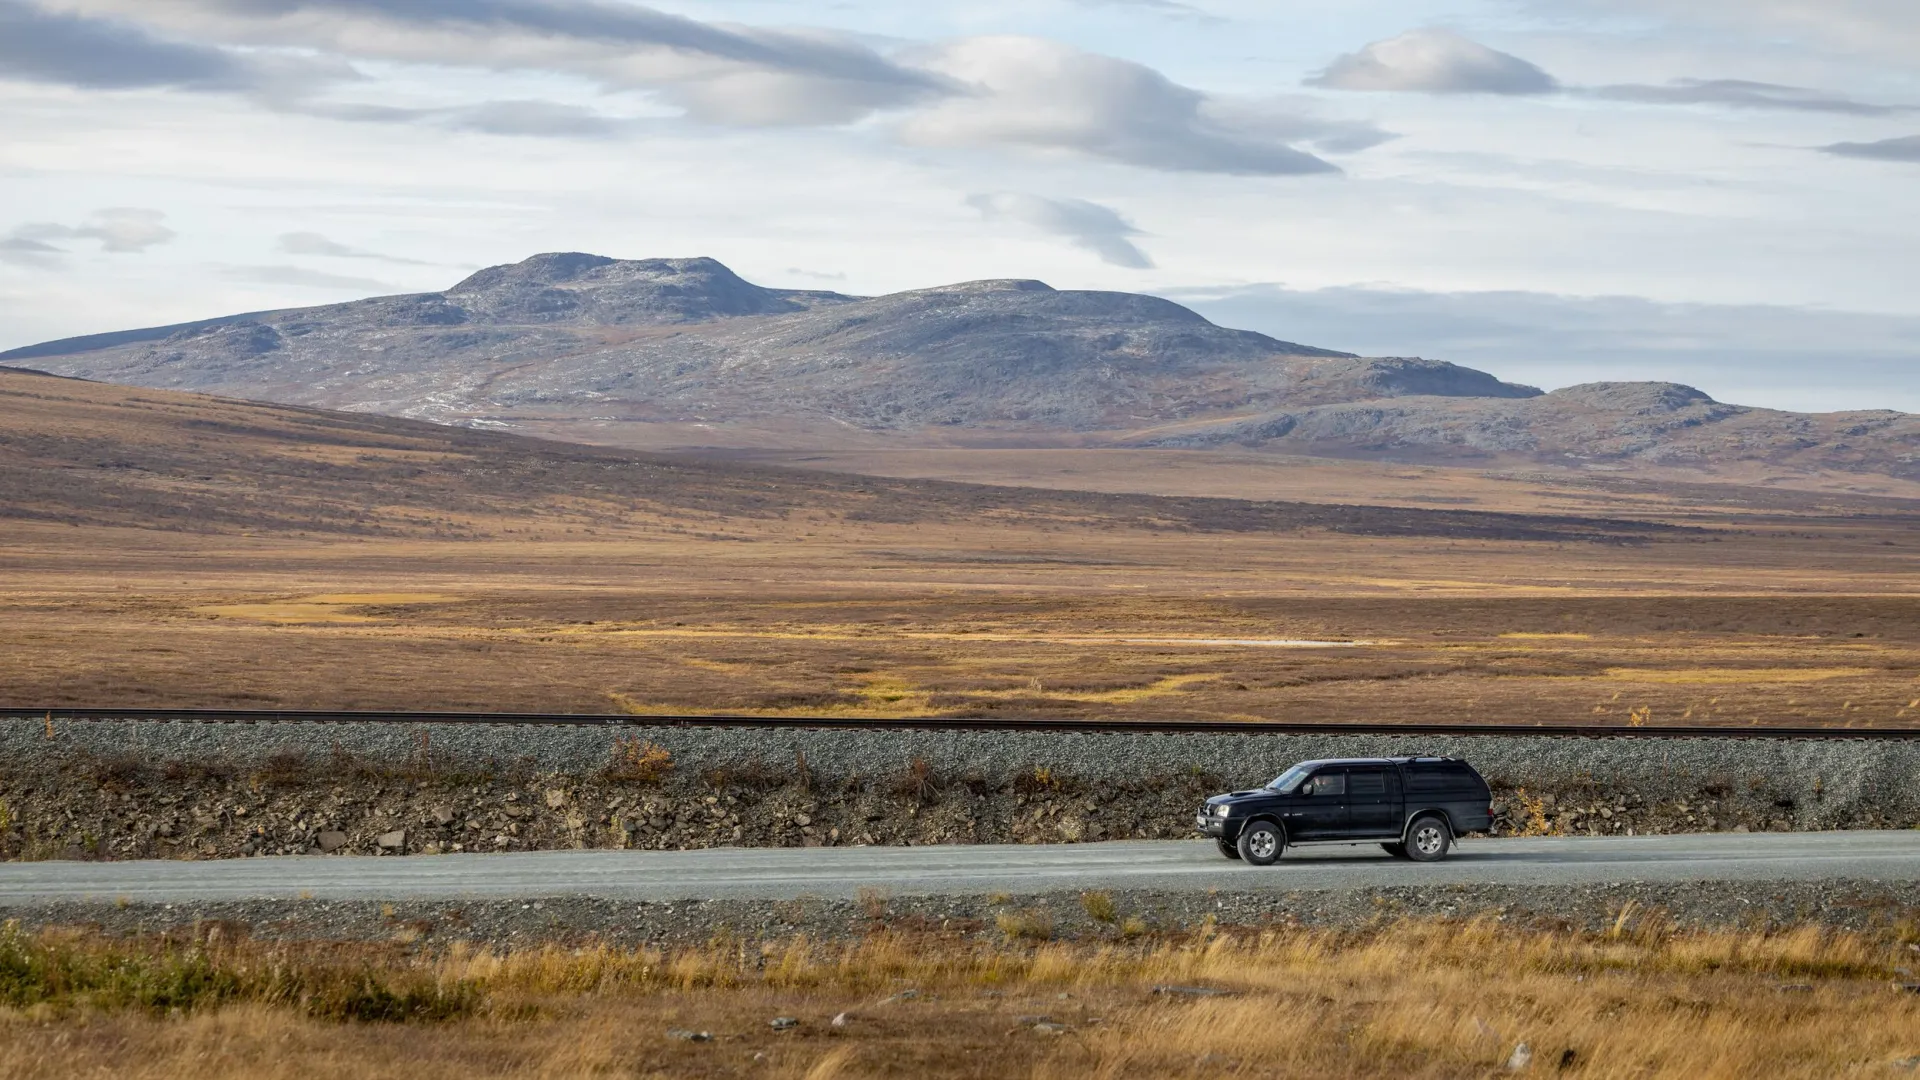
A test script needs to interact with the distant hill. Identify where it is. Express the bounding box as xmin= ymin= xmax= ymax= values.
xmin=0 ymin=366 xmax=1677 ymax=545
xmin=7 ymin=253 xmax=1916 ymax=481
